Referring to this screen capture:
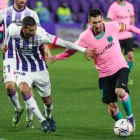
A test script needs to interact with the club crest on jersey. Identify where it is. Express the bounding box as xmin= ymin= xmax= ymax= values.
xmin=107 ymin=36 xmax=113 ymax=42
xmin=16 ymin=19 xmax=20 ymax=22
xmin=33 ymin=41 xmax=37 ymax=45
